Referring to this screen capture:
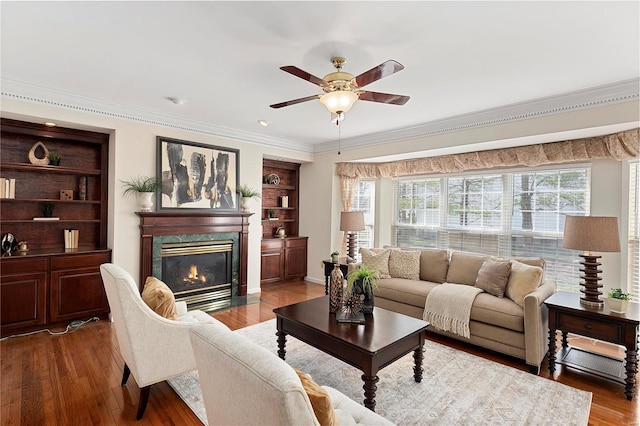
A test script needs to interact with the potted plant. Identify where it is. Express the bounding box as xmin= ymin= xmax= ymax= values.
xmin=606 ymin=288 xmax=631 ymax=313
xmin=331 ymin=251 xmax=339 ymax=263
xmin=47 ymin=152 xmax=62 ymax=166
xmin=268 ymin=209 xmax=276 ymax=219
xmin=236 ymin=184 xmax=261 ymax=212
xmin=120 ymin=175 xmax=161 ymax=212
xmin=346 ymin=265 xmax=380 ymax=314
